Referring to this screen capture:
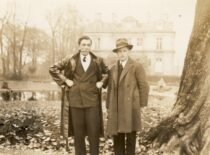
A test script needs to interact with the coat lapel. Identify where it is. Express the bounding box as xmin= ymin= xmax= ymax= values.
xmin=119 ymin=58 xmax=133 ymax=83
xmin=112 ymin=63 xmax=118 ymax=85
